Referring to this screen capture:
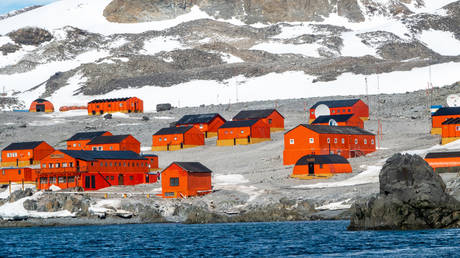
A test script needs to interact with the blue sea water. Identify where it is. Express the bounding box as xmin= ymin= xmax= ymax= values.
xmin=0 ymin=220 xmax=459 ymax=257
